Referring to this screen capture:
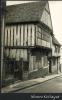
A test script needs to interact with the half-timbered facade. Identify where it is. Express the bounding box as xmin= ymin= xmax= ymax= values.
xmin=2 ymin=1 xmax=61 ymax=85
